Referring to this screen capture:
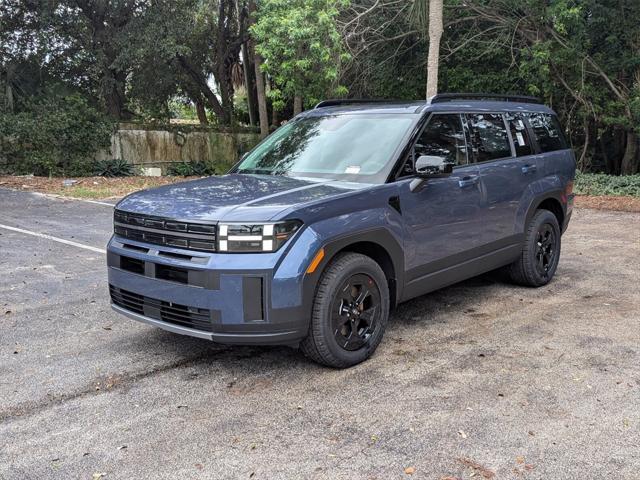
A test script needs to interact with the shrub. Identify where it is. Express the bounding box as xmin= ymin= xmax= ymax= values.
xmin=574 ymin=172 xmax=640 ymax=197
xmin=0 ymin=92 xmax=115 ymax=176
xmin=167 ymin=161 xmax=216 ymax=176
xmin=93 ymin=159 xmax=137 ymax=177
